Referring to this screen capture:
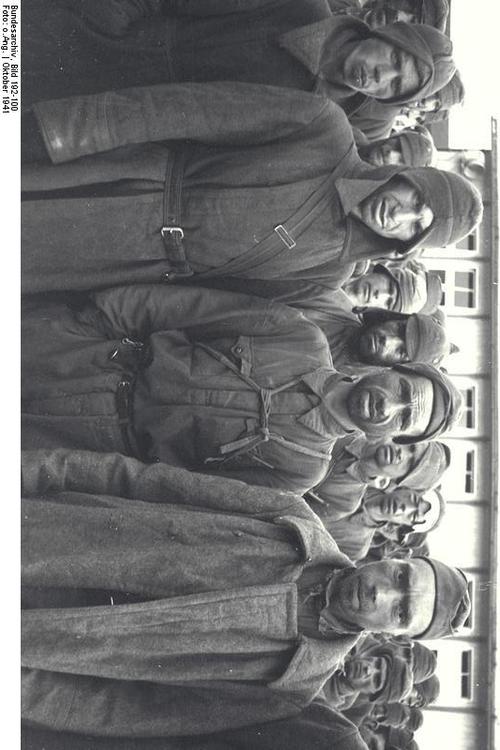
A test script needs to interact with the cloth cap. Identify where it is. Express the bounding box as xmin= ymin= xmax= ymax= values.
xmin=372 ymin=22 xmax=455 ymax=104
xmin=421 ymin=0 xmax=450 ymax=32
xmin=397 ymin=127 xmax=436 ymax=167
xmin=380 ymin=265 xmax=426 ymax=314
xmin=411 ymin=643 xmax=437 ymax=683
xmin=392 ymin=362 xmax=463 ymax=444
xmin=399 ymin=167 xmax=484 ymax=251
xmin=415 ymin=674 xmax=440 ymax=705
xmin=420 ymin=272 xmax=443 ymax=314
xmin=406 ymin=312 xmax=450 ymax=365
xmin=413 ymin=557 xmax=471 ymax=639
xmin=398 ymin=440 xmax=450 ymax=490
xmin=437 ymin=69 xmax=465 ymax=110
xmin=407 ymin=707 xmax=424 ymax=732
